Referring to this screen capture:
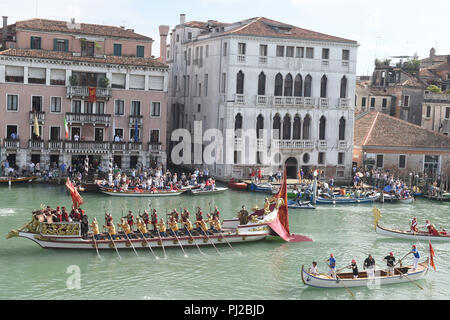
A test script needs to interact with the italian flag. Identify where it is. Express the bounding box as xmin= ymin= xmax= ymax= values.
xmin=64 ymin=118 xmax=69 ymax=139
